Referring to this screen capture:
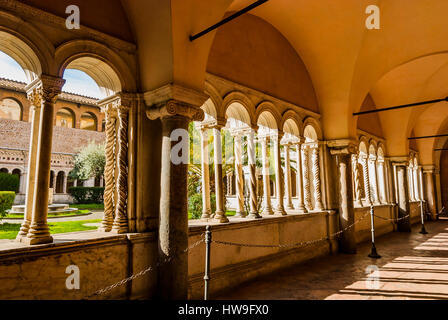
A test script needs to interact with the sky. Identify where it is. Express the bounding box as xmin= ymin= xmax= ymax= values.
xmin=0 ymin=51 xmax=104 ymax=99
